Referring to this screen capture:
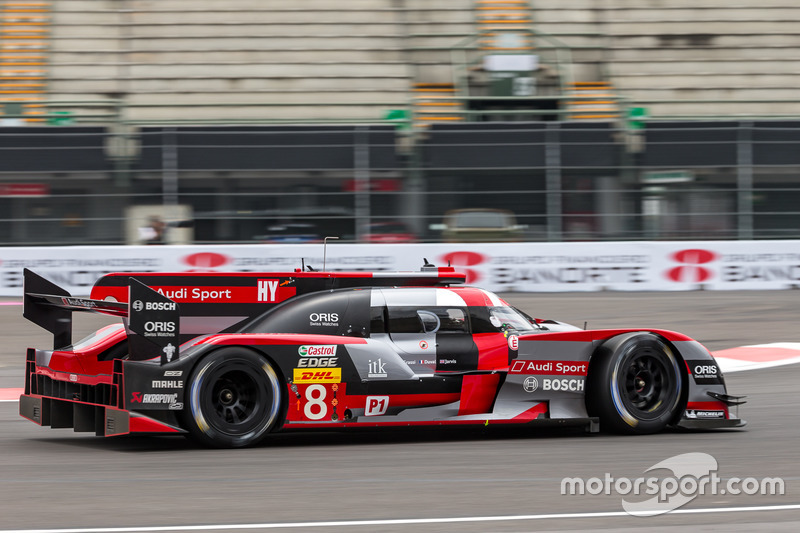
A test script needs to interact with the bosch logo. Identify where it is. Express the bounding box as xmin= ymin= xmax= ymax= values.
xmin=523 ymin=376 xmax=539 ymax=393
xmin=140 ymin=301 xmax=176 ymax=311
xmin=666 ymin=249 xmax=718 ymax=283
xmin=181 ymin=252 xmax=231 ymax=271
xmin=543 ymin=378 xmax=585 ymax=392
xmin=440 ymin=251 xmax=487 ymax=284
